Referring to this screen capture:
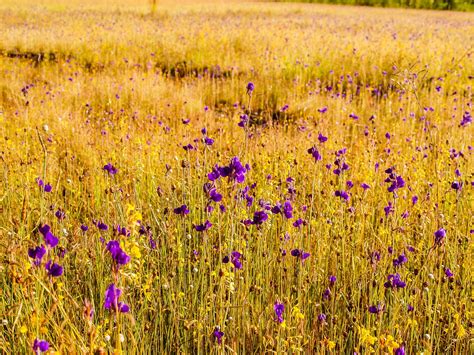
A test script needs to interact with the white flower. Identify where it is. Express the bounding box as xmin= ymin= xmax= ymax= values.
xmin=105 ymin=335 xmax=111 ymax=342
xmin=43 ymin=124 xmax=49 ymax=132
